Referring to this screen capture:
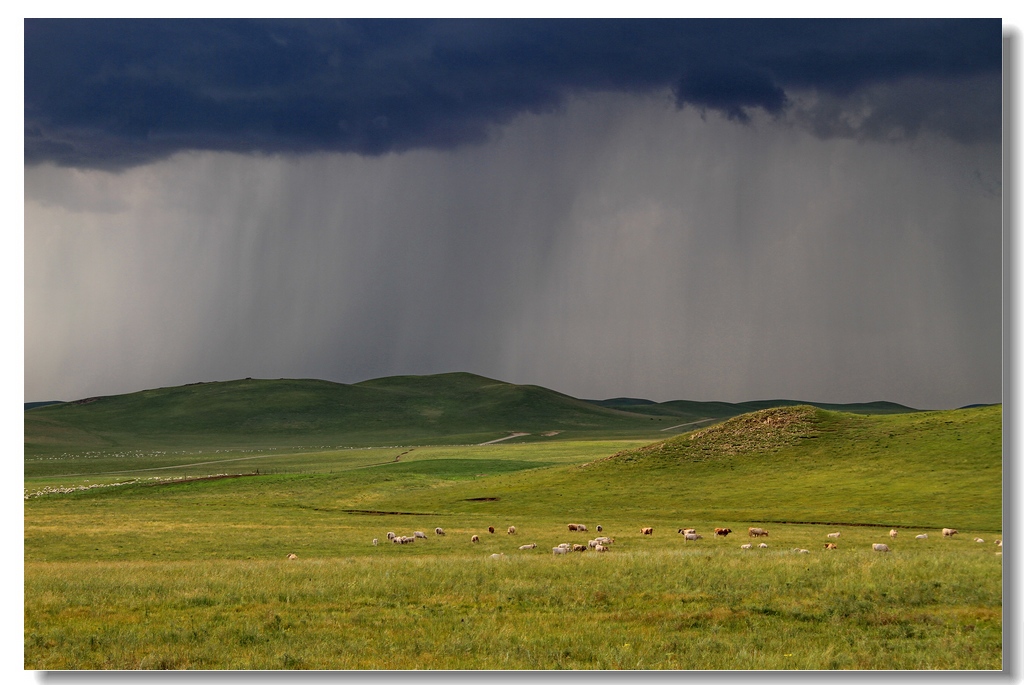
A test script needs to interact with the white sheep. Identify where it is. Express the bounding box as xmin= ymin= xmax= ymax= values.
xmin=915 ymin=534 xmax=928 ymax=540
xmin=758 ymin=543 xmax=768 ymax=549
xmin=519 ymin=543 xmax=537 ymax=550
xmin=740 ymin=543 xmax=752 ymax=550
xmin=872 ymin=543 xmax=890 ymax=552
xmin=372 ymin=538 xmax=378 ymax=546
